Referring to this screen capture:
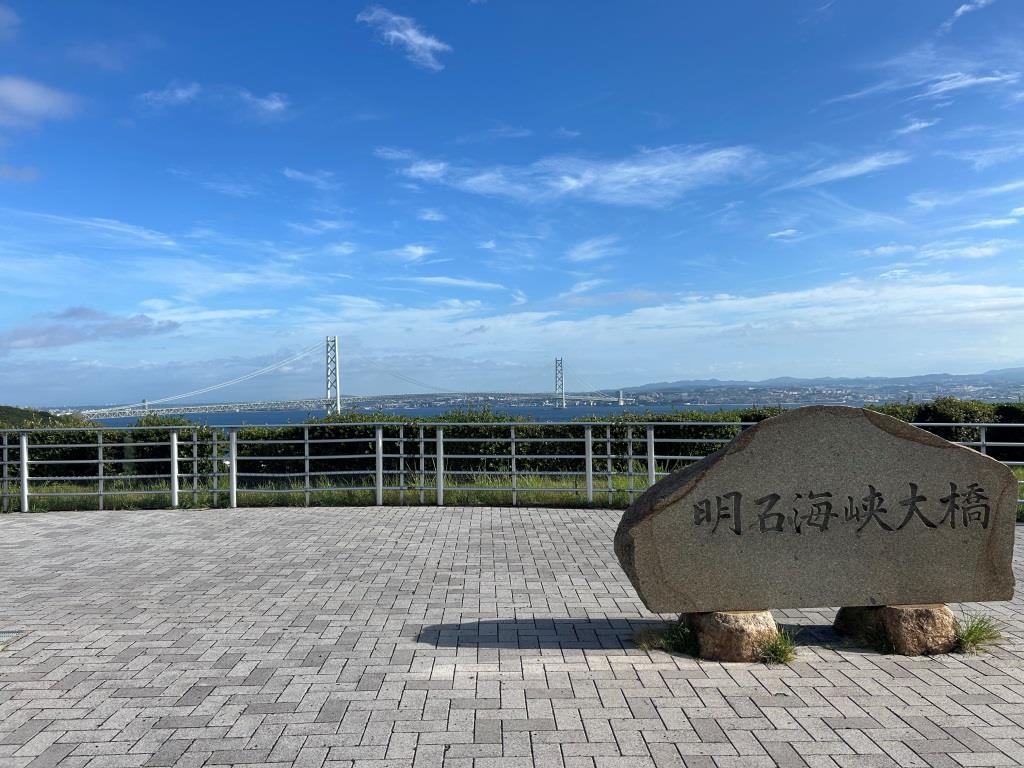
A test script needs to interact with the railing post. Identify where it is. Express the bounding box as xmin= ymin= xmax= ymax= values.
xmin=212 ymin=431 xmax=220 ymax=507
xmin=510 ymin=425 xmax=517 ymax=506
xmin=375 ymin=425 xmax=384 ymax=506
xmin=97 ymin=432 xmax=104 ymax=511
xmin=646 ymin=426 xmax=656 ymax=486
xmin=436 ymin=427 xmax=445 ymax=507
xmin=584 ymin=425 xmax=593 ymax=504
xmin=399 ymin=425 xmax=405 ymax=505
xmin=192 ymin=428 xmax=198 ymax=506
xmin=606 ymin=424 xmax=613 ymax=505
xmin=170 ymin=430 xmax=179 ymax=508
xmin=2 ymin=432 xmax=8 ymax=514
xmin=979 ymin=425 xmax=988 ymax=455
xmin=303 ymin=426 xmax=311 ymax=506
xmin=626 ymin=426 xmax=634 ymax=500
xmin=19 ymin=432 xmax=29 ymax=513
xmin=228 ymin=429 xmax=238 ymax=509
xmin=418 ymin=427 xmax=425 ymax=505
